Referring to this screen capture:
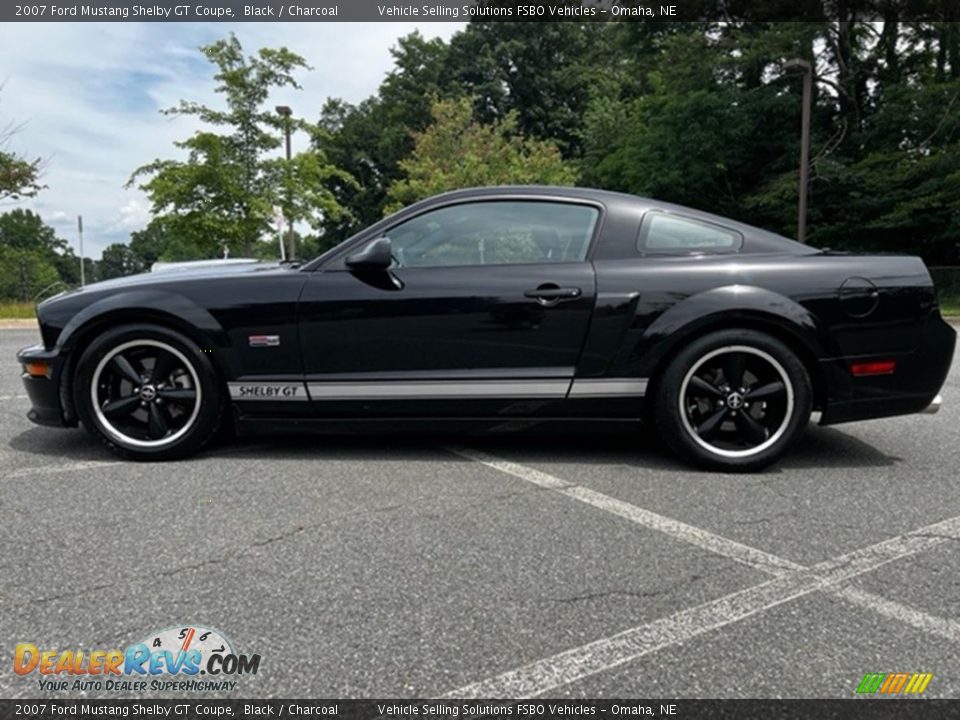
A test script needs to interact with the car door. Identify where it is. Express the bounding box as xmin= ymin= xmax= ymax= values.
xmin=297 ymin=198 xmax=601 ymax=417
